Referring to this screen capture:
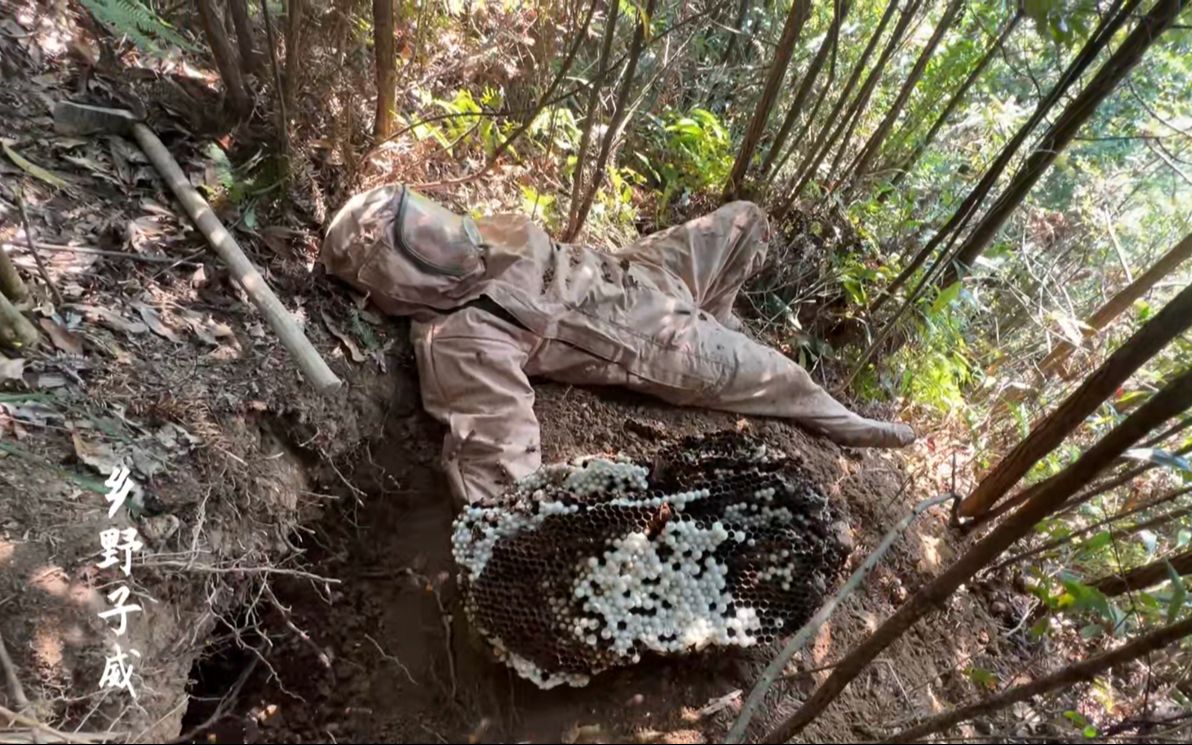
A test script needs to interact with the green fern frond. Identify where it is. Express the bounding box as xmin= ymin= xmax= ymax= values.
xmin=79 ymin=0 xmax=199 ymax=55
